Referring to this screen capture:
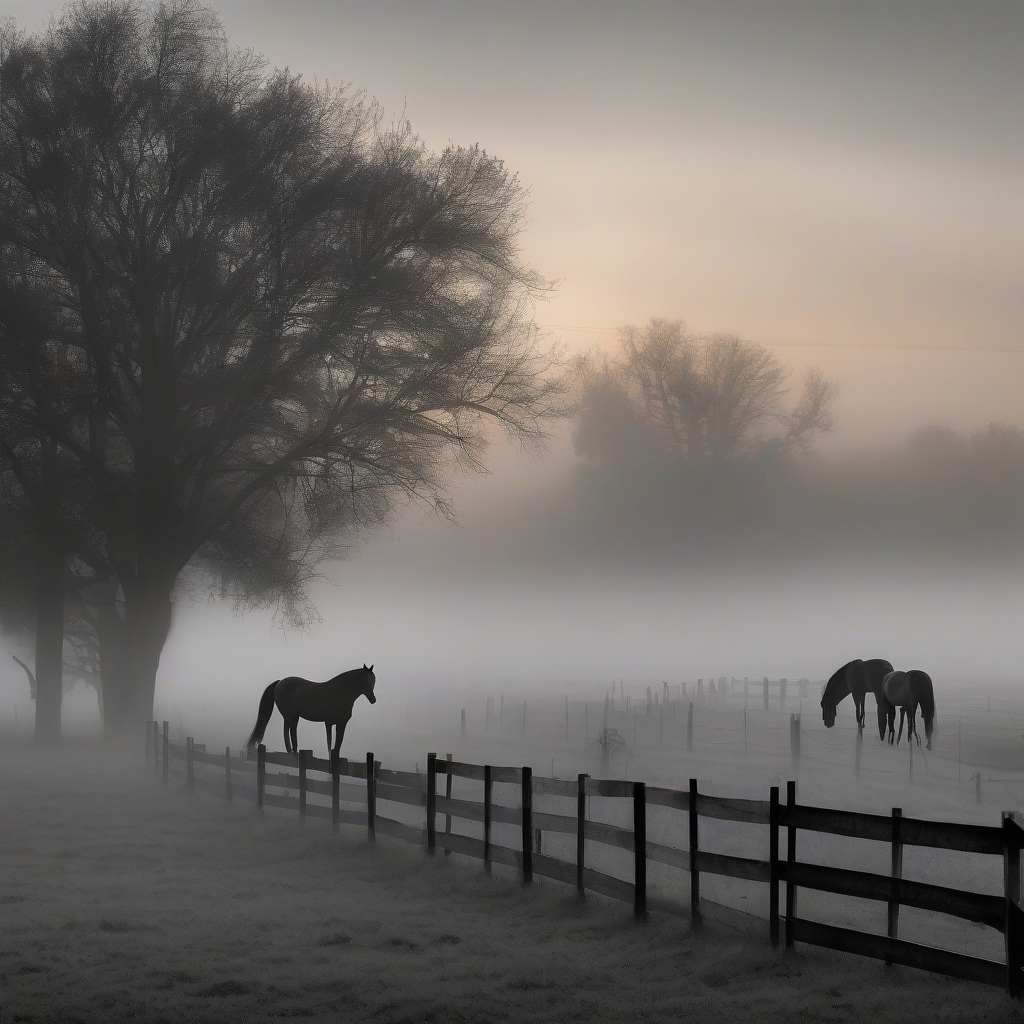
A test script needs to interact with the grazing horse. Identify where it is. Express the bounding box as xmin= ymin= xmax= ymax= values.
xmin=820 ymin=659 xmax=894 ymax=731
xmin=245 ymin=664 xmax=376 ymax=758
xmin=877 ymin=669 xmax=935 ymax=750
